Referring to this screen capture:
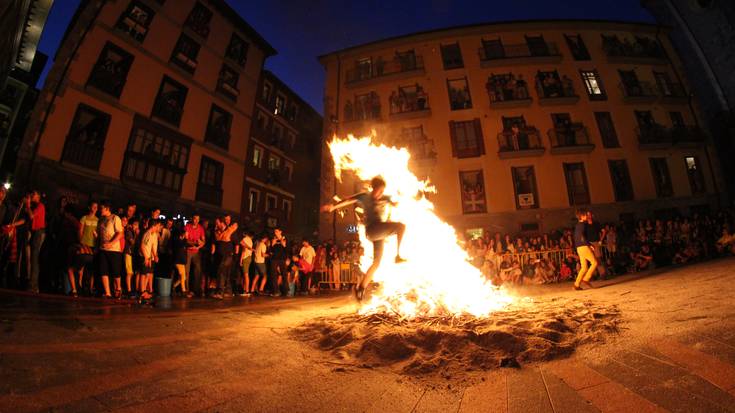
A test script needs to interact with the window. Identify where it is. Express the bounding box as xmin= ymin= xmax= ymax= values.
xmin=390 ymin=84 xmax=430 ymax=113
xmin=87 ymin=42 xmax=134 ymax=98
xmin=286 ymin=103 xmax=299 ymax=121
xmin=256 ymin=111 xmax=268 ymax=131
xmin=481 ymin=38 xmax=504 ymax=60
xmin=170 ymin=34 xmax=200 ymax=74
xmin=115 ymin=1 xmax=155 ymax=43
xmin=248 ymin=188 xmax=260 ymax=213
xmin=262 ymin=82 xmax=272 ymax=102
xmin=536 ymin=70 xmax=576 ymax=98
xmin=397 ymin=125 xmax=435 ymax=159
xmin=563 ymin=162 xmax=591 ymax=205
xmin=217 ymin=64 xmax=239 ymax=101
xmin=282 ymin=199 xmax=292 ymax=221
xmin=447 ymin=77 xmax=472 ymax=110
xmin=635 ymin=110 xmax=656 ymax=128
xmin=274 ymin=94 xmax=285 ymax=116
xmin=284 ymin=162 xmax=293 ymax=181
xmin=650 ymin=157 xmax=673 ymax=198
xmin=395 ymin=49 xmax=419 ymax=71
xmin=225 ymin=33 xmax=249 ymax=67
xmin=268 ymin=154 xmax=280 ymax=170
xmin=151 ymin=76 xmax=188 ymax=127
xmin=355 ymin=57 xmax=372 ymax=80
xmin=351 ymin=91 xmax=381 ymax=120
xmin=61 ymin=104 xmax=111 ymax=170
xmin=185 ymin=2 xmax=213 ymax=39
xmin=205 ymin=105 xmax=232 ymax=149
xmin=440 ymin=43 xmax=464 ymax=69
xmin=196 ymin=156 xmax=223 ymax=206
xmin=459 ymin=170 xmax=487 ymax=214
xmin=512 ymin=166 xmax=539 ymax=209
xmin=266 ymin=194 xmax=277 ymax=211
xmin=252 ymin=146 xmax=263 ymax=167
xmin=670 ymin=111 xmax=685 ymax=127
xmin=565 ymin=34 xmax=590 ymax=60
xmin=654 ymin=71 xmax=674 ymax=96
xmin=122 ymin=115 xmax=191 ymax=193
xmin=608 ymin=160 xmax=634 ymax=201
xmin=594 ymin=112 xmax=620 ymax=148
xmin=272 ymin=123 xmax=284 ymax=146
xmin=685 ymin=156 xmax=706 ymax=194
xmin=450 ymin=119 xmax=484 ymax=158
xmin=580 ymin=70 xmax=606 ymax=100
xmin=525 ymin=35 xmax=551 ymax=56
